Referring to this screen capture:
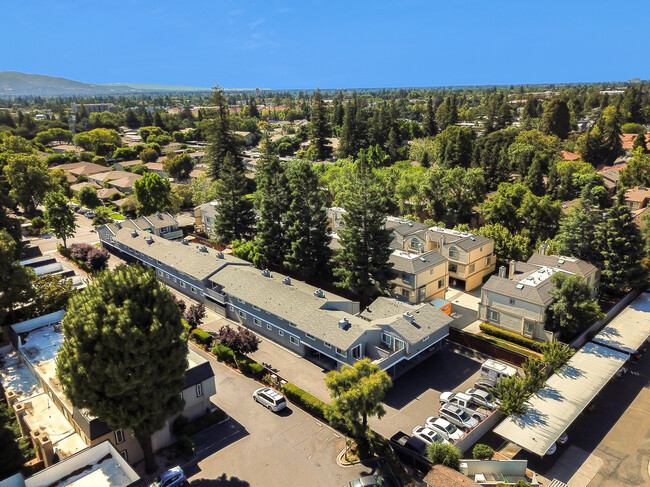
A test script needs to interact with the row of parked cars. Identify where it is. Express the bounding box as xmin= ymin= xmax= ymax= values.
xmin=67 ymin=202 xmax=95 ymax=219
